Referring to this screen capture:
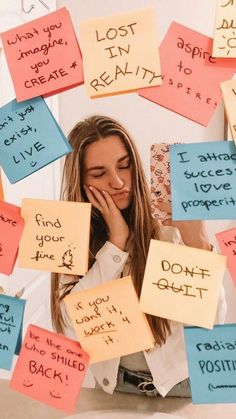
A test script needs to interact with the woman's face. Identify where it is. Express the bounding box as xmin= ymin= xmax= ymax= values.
xmin=83 ymin=135 xmax=132 ymax=210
